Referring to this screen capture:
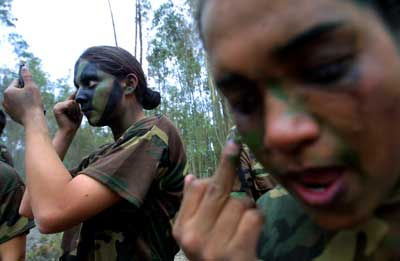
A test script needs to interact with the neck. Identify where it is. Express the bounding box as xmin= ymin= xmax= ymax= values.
xmin=109 ymin=102 xmax=145 ymax=140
